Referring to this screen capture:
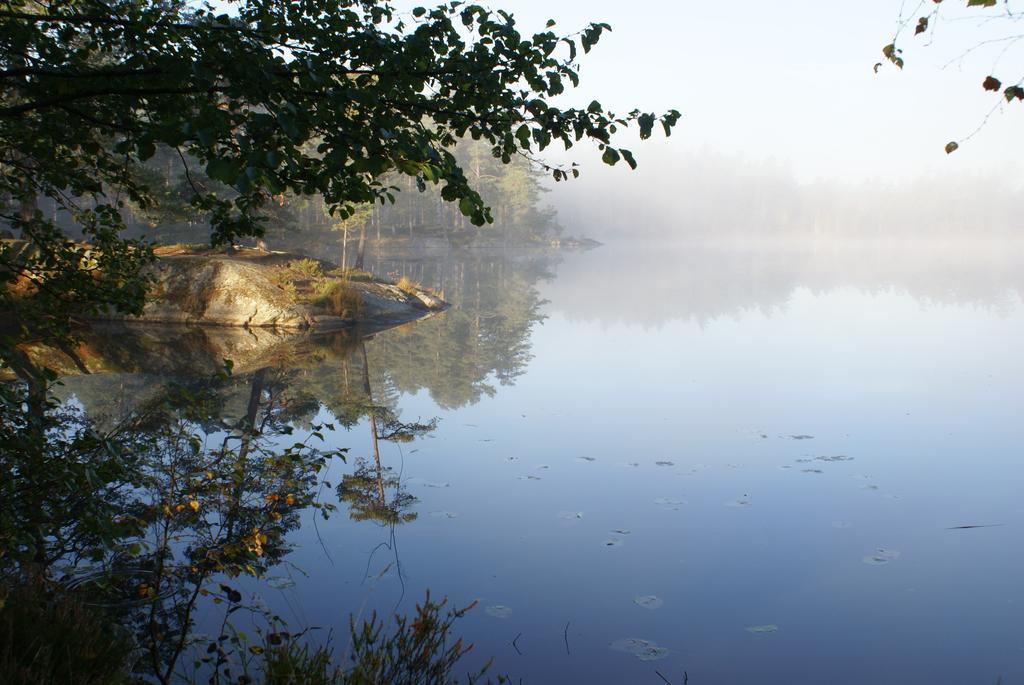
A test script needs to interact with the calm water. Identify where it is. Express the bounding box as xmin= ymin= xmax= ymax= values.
xmin=60 ymin=240 xmax=1024 ymax=683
